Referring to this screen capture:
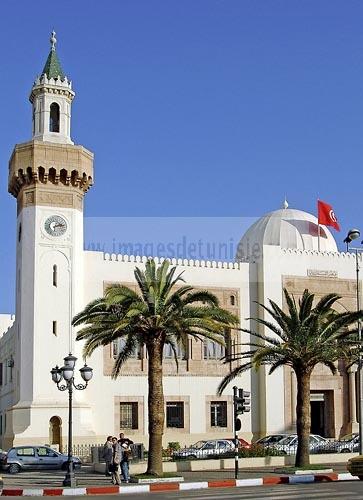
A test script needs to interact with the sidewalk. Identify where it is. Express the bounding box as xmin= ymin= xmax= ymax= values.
xmin=181 ymin=463 xmax=350 ymax=481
